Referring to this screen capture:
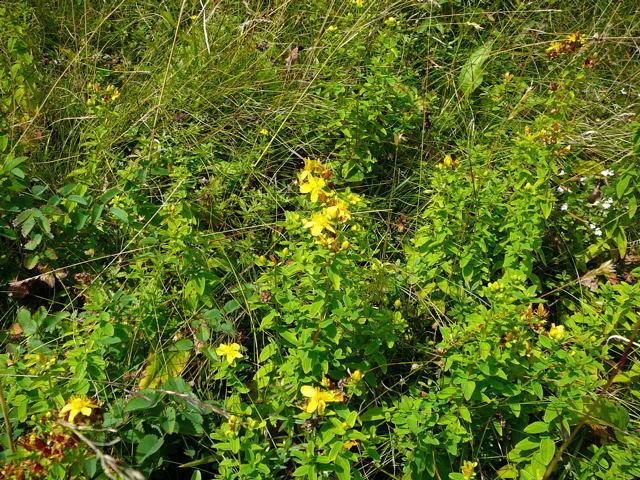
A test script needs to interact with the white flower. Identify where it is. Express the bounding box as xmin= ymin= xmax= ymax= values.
xmin=560 ymin=203 xmax=568 ymax=211
xmin=621 ymin=88 xmax=627 ymax=95
xmin=557 ymin=186 xmax=565 ymax=193
xmin=558 ymin=169 xmax=566 ymax=176
xmin=589 ymin=223 xmax=603 ymax=236
xmin=602 ymin=198 xmax=613 ymax=209
xmin=579 ymin=177 xmax=588 ymax=183
xmin=592 ymin=199 xmax=600 ymax=206
xmin=600 ymin=169 xmax=614 ymax=177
